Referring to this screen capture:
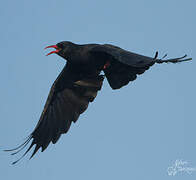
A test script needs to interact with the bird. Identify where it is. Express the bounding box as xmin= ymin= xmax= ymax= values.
xmin=5 ymin=41 xmax=192 ymax=164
